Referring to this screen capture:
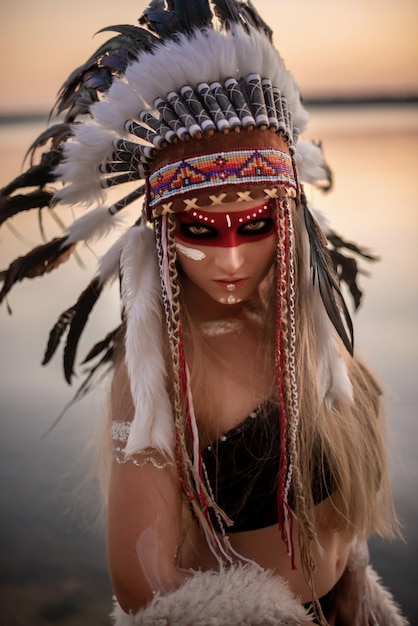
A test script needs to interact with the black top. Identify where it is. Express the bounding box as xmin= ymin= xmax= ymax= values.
xmin=201 ymin=402 xmax=333 ymax=533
